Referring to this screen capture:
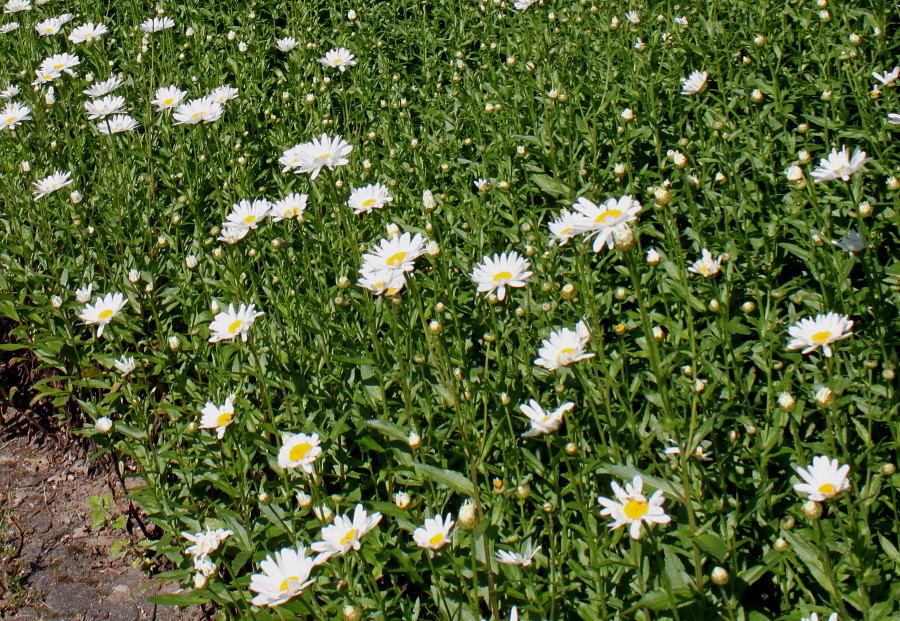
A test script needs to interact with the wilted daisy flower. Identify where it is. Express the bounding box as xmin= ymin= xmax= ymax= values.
xmin=495 ymin=541 xmax=541 ymax=567
xmin=277 ymin=432 xmax=322 ymax=473
xmin=199 ymin=396 xmax=235 ymax=440
xmin=140 ymin=16 xmax=175 ymax=33
xmin=873 ymin=67 xmax=899 ymax=86
xmin=786 ymin=312 xmax=853 ymax=357
xmin=571 ymin=195 xmax=642 ymax=252
xmin=283 ymin=133 xmax=353 ymax=180
xmin=831 ymin=229 xmax=865 ymax=256
xmin=1 ymin=102 xmax=31 ymax=130
xmin=519 ymin=399 xmax=574 ymax=437
xmin=3 ymin=0 xmax=29 ymax=13
xmin=208 ymin=303 xmax=264 ymax=342
xmin=183 ymin=528 xmax=233 ymax=558
xmin=811 ymin=146 xmax=870 ymax=182
xmin=151 ymin=85 xmax=187 ymax=110
xmin=40 ymin=53 xmax=80 ymax=76
xmin=249 ymin=546 xmax=317 ymax=608
xmin=357 ymin=268 xmax=406 ymax=297
xmin=347 ymin=183 xmax=393 ymax=215
xmin=210 ymin=85 xmax=238 ymax=103
xmin=681 ymin=70 xmax=708 ymax=95
xmin=687 ymin=249 xmax=722 ymax=277
xmin=362 ymin=232 xmax=428 ymax=273
xmin=225 ymin=199 xmax=271 ymax=230
xmin=79 ymin=292 xmax=127 ymax=337
xmin=624 ymin=10 xmax=640 ymax=24
xmin=794 ymin=456 xmax=850 ymax=502
xmin=471 ymin=251 xmax=532 ymax=301
xmin=319 ymin=47 xmax=357 ymax=72
xmin=534 ymin=320 xmax=594 ymax=370
xmin=217 ymin=224 xmax=250 ymax=245
xmin=113 ymin=355 xmax=135 ymax=376
xmin=310 ymin=504 xmax=383 ymax=563
xmin=547 ymin=210 xmax=583 ymax=247
xmin=0 ymin=21 xmax=19 ymax=32
xmin=513 ymin=0 xmax=538 ymax=10
xmin=33 ymin=171 xmax=73 ymax=200
xmin=75 ymin=283 xmax=93 ymax=303
xmin=84 ymin=95 xmax=126 ymax=119
xmin=271 ymin=193 xmax=308 ymax=222
xmin=173 ymin=97 xmax=223 ymax=125
xmin=276 ymin=37 xmax=299 ymax=52
xmin=35 ymin=16 xmax=63 ymax=35
xmin=0 ymin=84 xmax=20 ymax=99
xmin=598 ymin=475 xmax=671 ymax=540
xmin=413 ymin=513 xmax=455 ymax=550
xmin=68 ymin=22 xmax=107 ymax=44
xmin=84 ymin=77 xmax=124 ymax=98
